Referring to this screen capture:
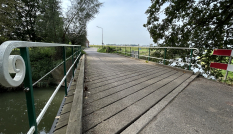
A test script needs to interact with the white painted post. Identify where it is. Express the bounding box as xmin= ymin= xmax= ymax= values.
xmin=224 ymin=56 xmax=232 ymax=80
